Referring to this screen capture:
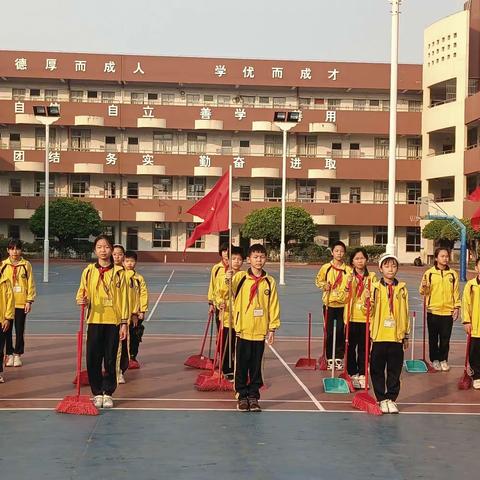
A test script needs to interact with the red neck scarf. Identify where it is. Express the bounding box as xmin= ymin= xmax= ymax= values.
xmin=387 ymin=283 xmax=395 ymax=315
xmin=96 ymin=263 xmax=114 ymax=294
xmin=330 ymin=263 xmax=345 ymax=290
xmin=354 ymin=271 xmax=366 ymax=297
xmin=9 ymin=264 xmax=19 ymax=285
xmin=246 ymin=270 xmax=265 ymax=310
